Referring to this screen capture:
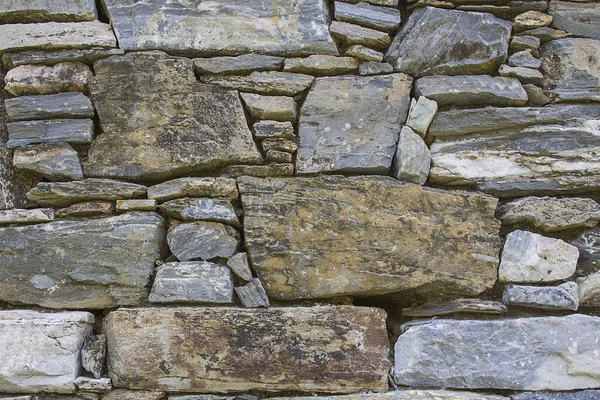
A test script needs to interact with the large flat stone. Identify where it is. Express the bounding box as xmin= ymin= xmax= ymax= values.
xmin=0 ymin=310 xmax=94 ymax=393
xmin=4 ymin=62 xmax=92 ymax=96
xmin=238 ymin=176 xmax=501 ymax=301
xmin=199 ymin=72 xmax=314 ymax=96
xmin=147 ymin=177 xmax=238 ymax=203
xmin=393 ymin=314 xmax=600 ymax=390
xmin=13 ymin=143 xmax=83 ymax=181
xmin=0 ymin=0 xmax=97 ymax=23
xmin=101 ymin=0 xmax=338 ymax=56
xmin=269 ymin=391 xmax=509 ymax=400
xmin=104 ymin=306 xmax=390 ymax=393
xmin=7 ymin=119 xmax=93 ymax=148
xmin=5 ymin=93 xmax=94 ymax=122
xmin=1 ymin=48 xmax=124 ymax=69
xmin=0 ymin=208 xmax=54 ymax=225
xmin=334 ymin=1 xmax=401 ymax=32
xmin=84 ymin=52 xmax=261 ymax=182
xmin=296 ymin=74 xmax=412 ymax=174
xmin=549 ymin=1 xmax=600 ymax=40
xmin=0 ymin=212 xmax=165 ymax=309
xmin=385 ymin=7 xmax=511 ymax=77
